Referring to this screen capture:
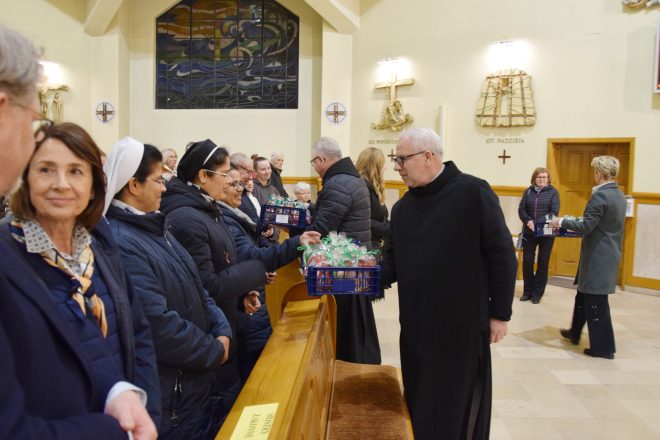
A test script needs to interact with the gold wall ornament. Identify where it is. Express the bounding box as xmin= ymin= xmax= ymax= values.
xmin=475 ymin=69 xmax=536 ymax=127
xmin=372 ymin=77 xmax=415 ymax=131
xmin=622 ymin=0 xmax=659 ymax=9
xmin=39 ymin=84 xmax=69 ymax=123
